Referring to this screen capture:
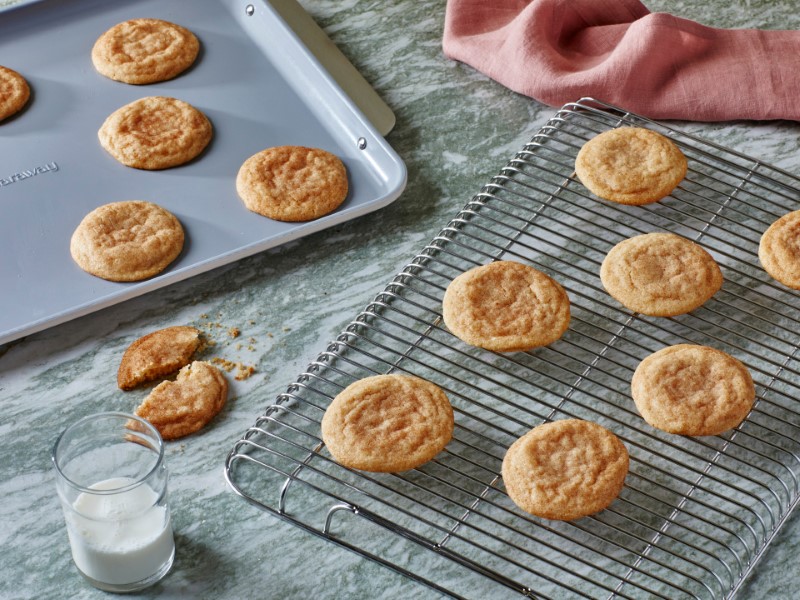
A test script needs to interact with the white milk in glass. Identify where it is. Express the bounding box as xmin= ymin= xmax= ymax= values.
xmin=66 ymin=477 xmax=174 ymax=585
